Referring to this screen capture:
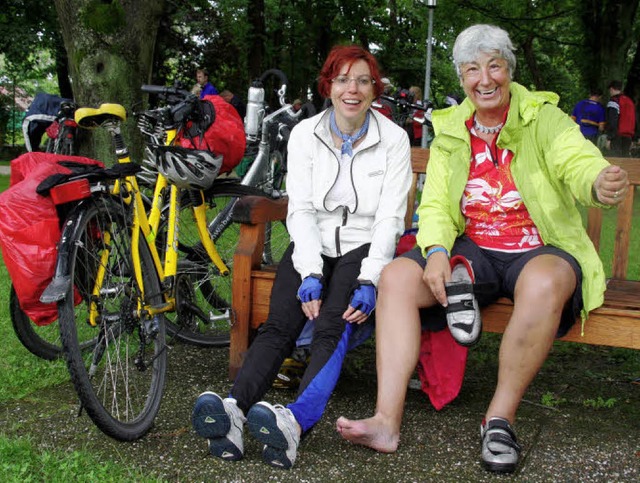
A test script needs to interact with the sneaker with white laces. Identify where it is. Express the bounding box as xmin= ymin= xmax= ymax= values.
xmin=191 ymin=391 xmax=246 ymax=461
xmin=481 ymin=417 xmax=521 ymax=473
xmin=247 ymin=401 xmax=301 ymax=469
xmin=445 ymin=255 xmax=482 ymax=346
